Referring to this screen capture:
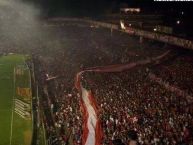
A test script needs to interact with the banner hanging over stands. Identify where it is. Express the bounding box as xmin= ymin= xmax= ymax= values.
xmin=75 ymin=50 xmax=170 ymax=145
